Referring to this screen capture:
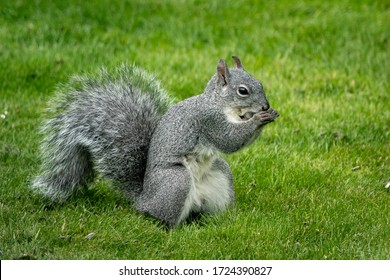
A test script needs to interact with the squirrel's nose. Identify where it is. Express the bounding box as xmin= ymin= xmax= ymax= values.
xmin=262 ymin=103 xmax=270 ymax=111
